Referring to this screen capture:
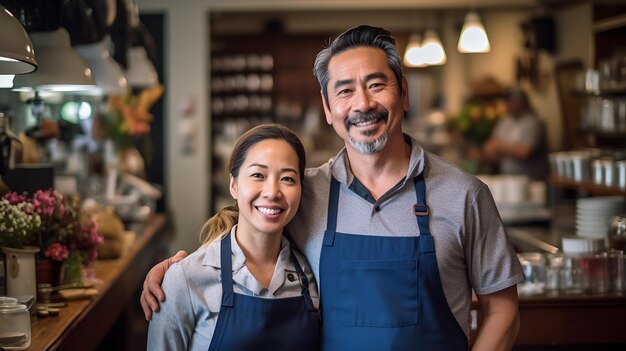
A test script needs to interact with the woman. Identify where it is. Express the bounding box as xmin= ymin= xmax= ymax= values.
xmin=147 ymin=123 xmax=320 ymax=350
